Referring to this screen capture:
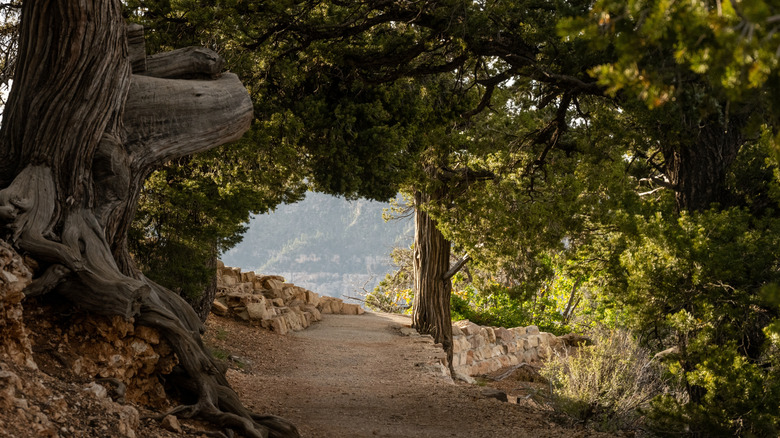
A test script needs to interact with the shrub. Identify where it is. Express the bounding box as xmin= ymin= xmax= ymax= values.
xmin=587 ymin=207 xmax=780 ymax=435
xmin=540 ymin=329 xmax=667 ymax=432
xmin=450 ymin=283 xmax=572 ymax=335
xmin=363 ymin=246 xmax=414 ymax=314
